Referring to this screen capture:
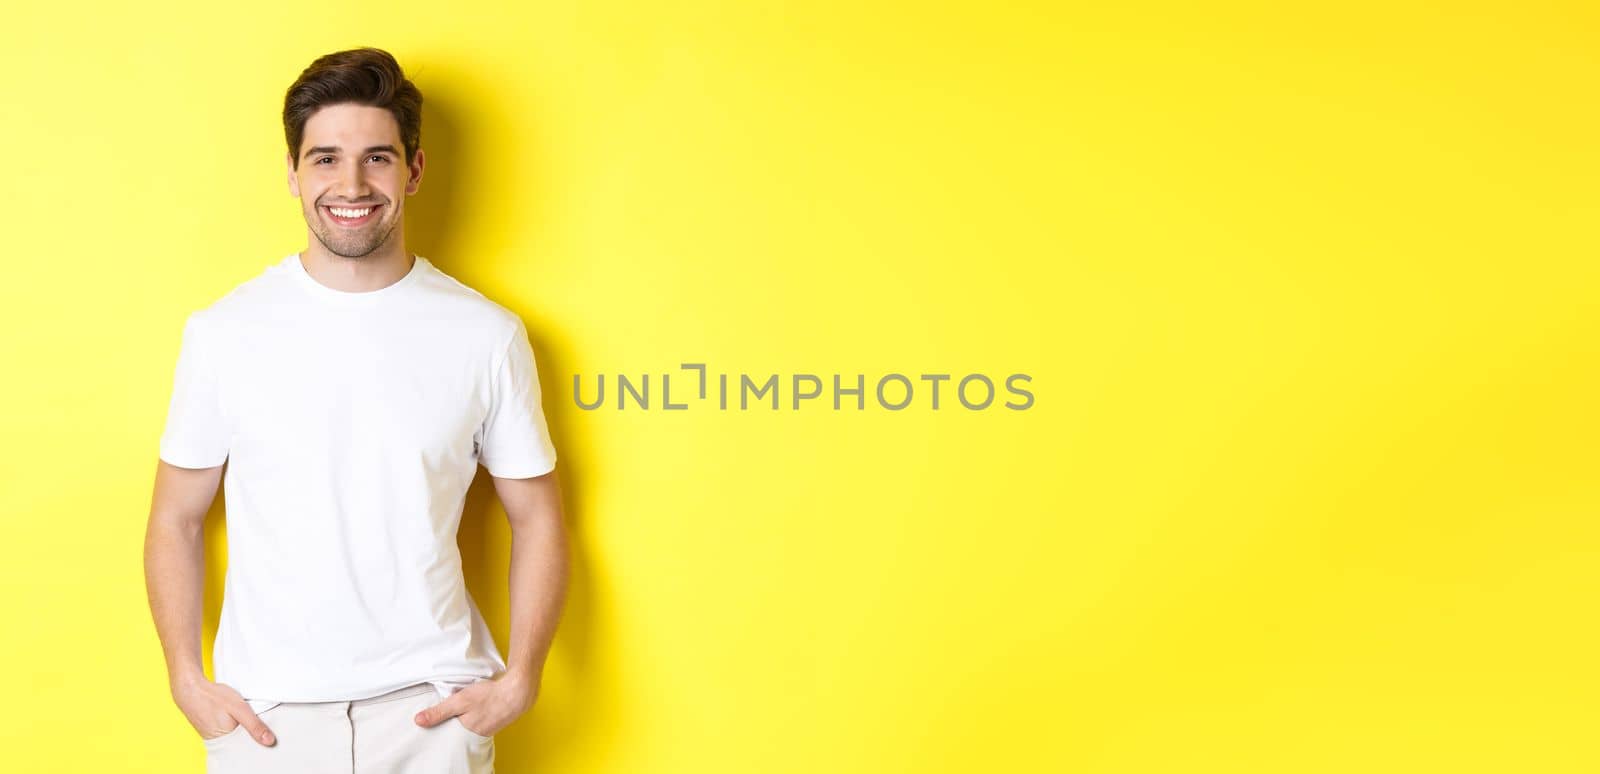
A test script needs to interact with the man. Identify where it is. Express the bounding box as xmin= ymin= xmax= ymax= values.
xmin=143 ymin=47 xmax=567 ymax=773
